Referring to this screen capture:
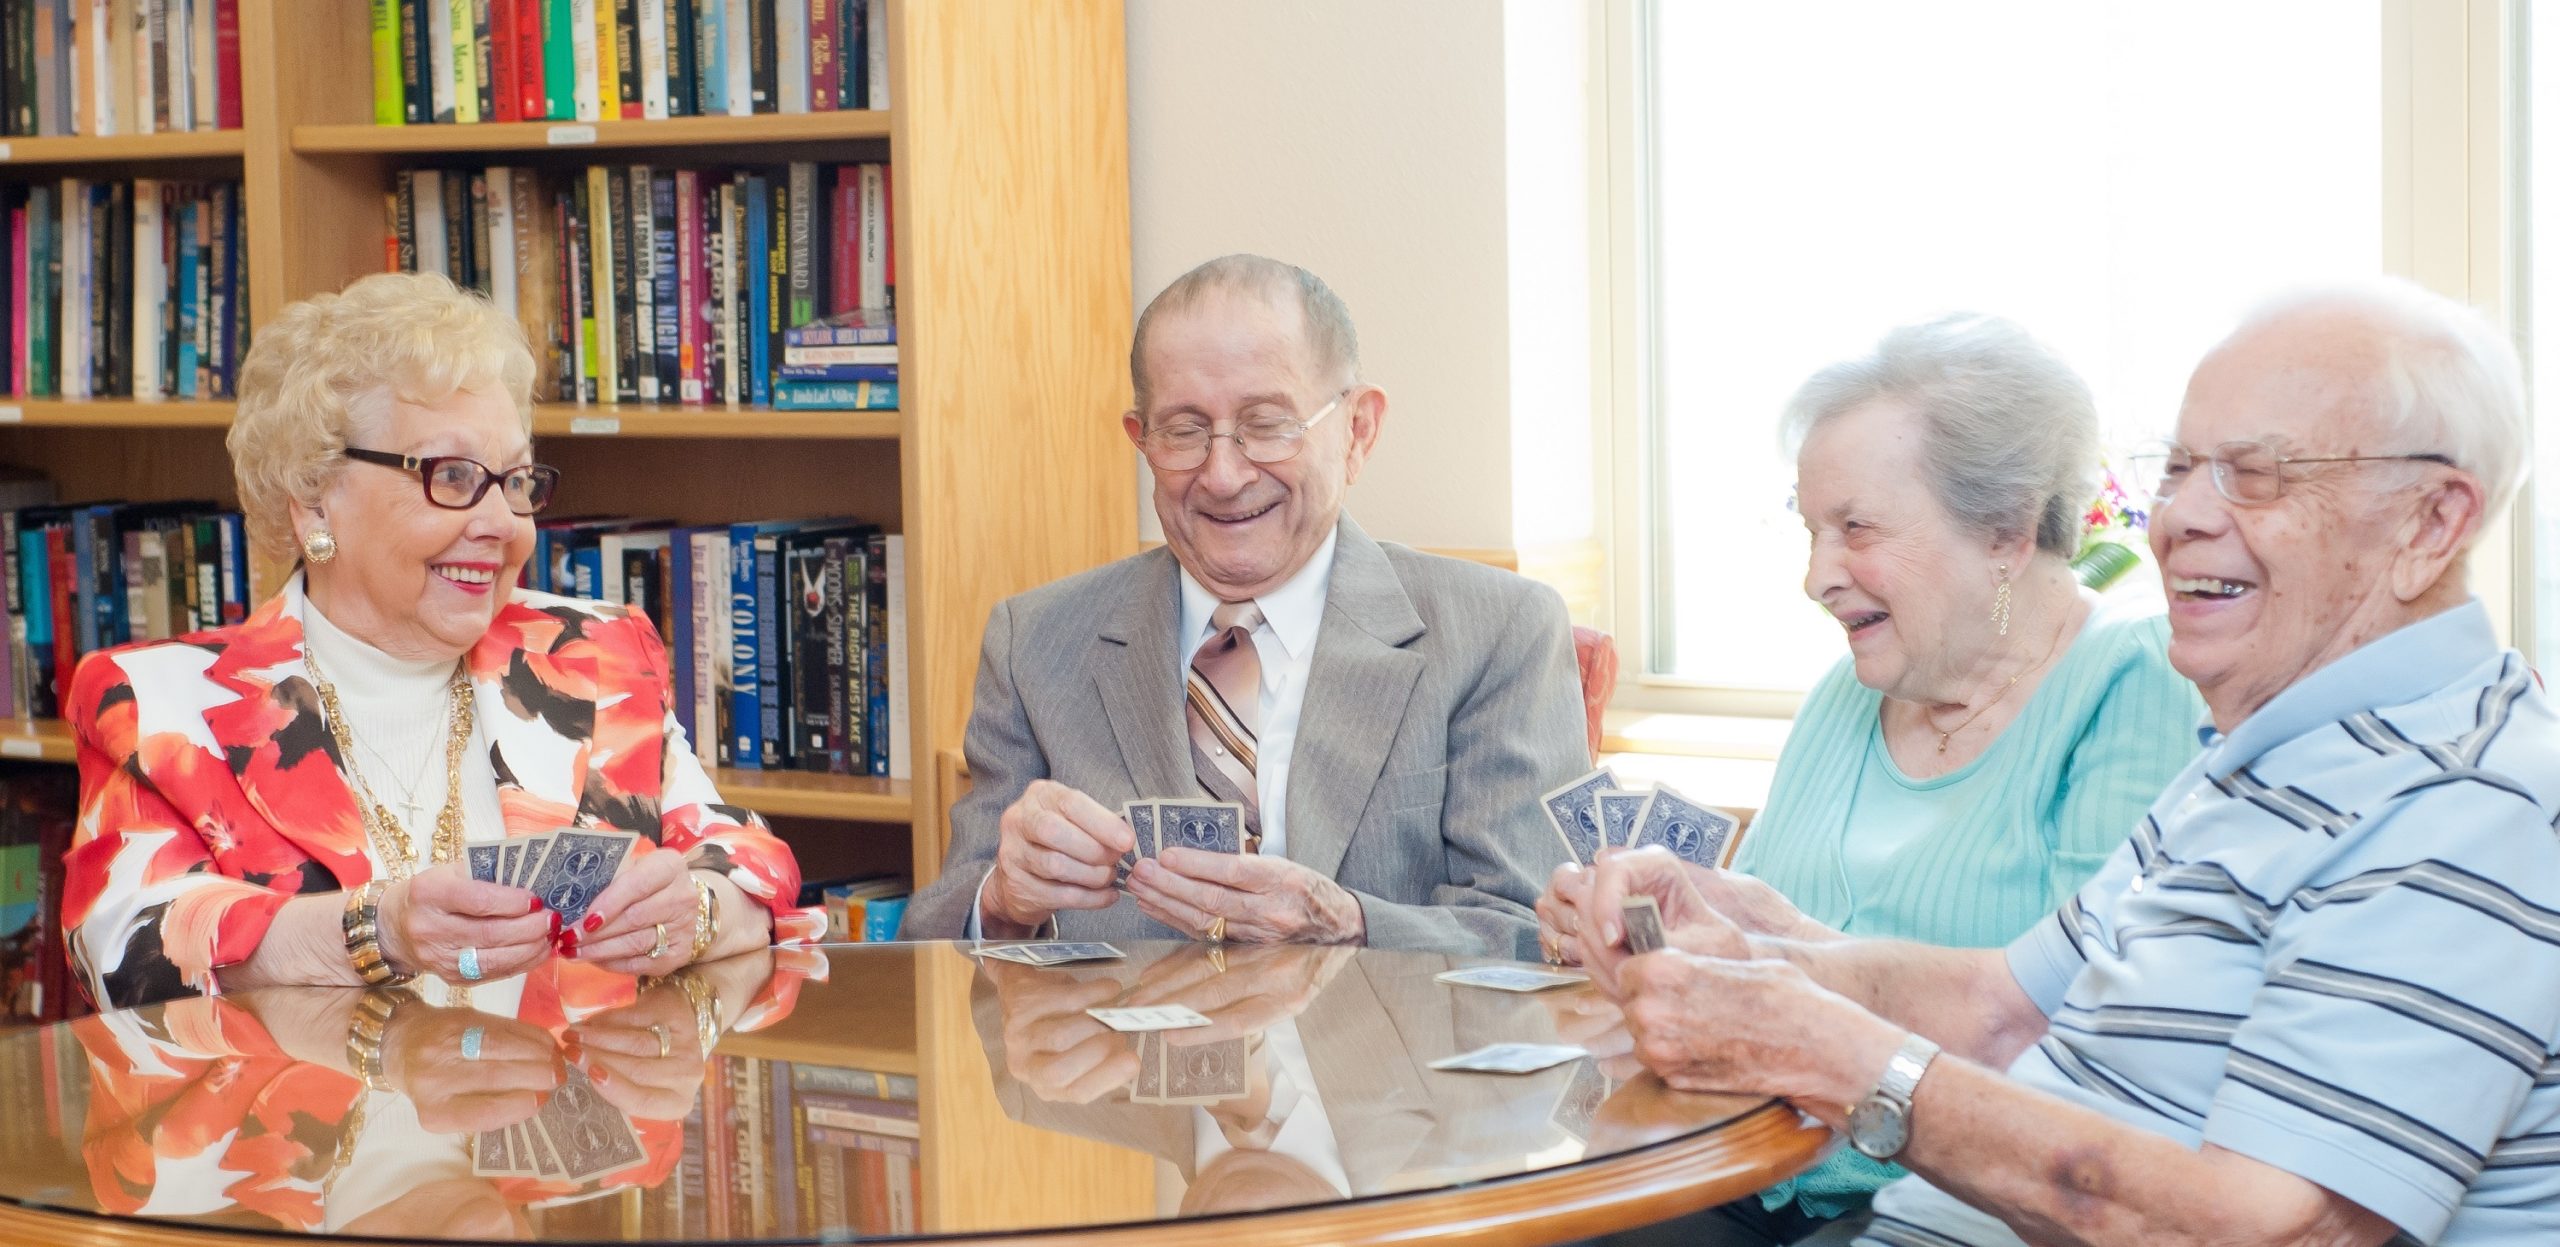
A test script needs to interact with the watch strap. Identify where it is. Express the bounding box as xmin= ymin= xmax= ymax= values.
xmin=1872 ymin=1031 xmax=1941 ymax=1108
